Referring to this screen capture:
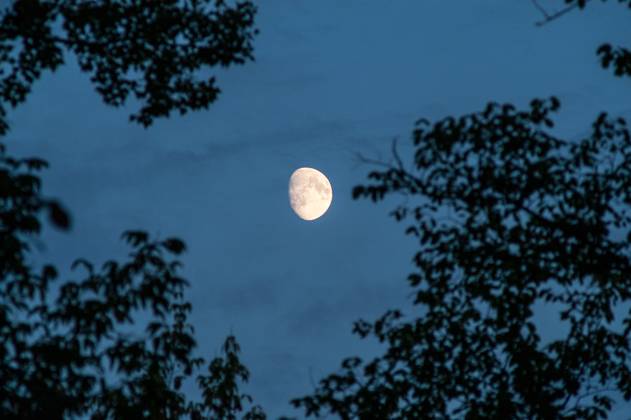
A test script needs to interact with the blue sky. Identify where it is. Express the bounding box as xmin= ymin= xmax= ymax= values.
xmin=4 ymin=0 xmax=631 ymax=417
